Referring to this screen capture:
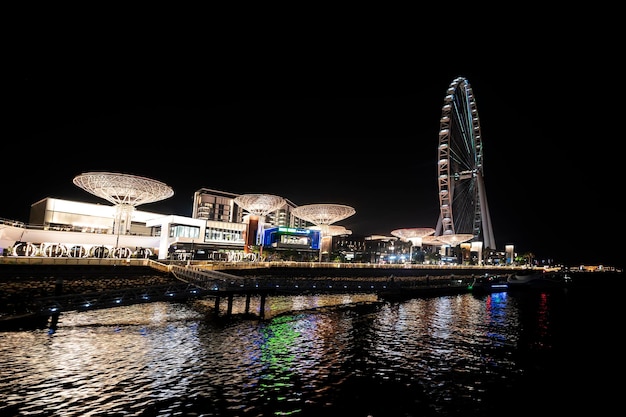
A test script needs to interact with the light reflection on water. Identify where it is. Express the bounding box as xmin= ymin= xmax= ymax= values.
xmin=0 ymin=289 xmax=618 ymax=416
xmin=202 ymin=293 xmax=379 ymax=318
